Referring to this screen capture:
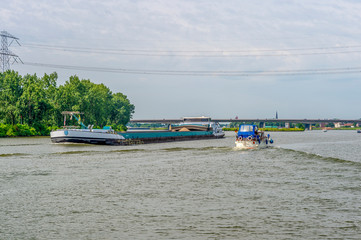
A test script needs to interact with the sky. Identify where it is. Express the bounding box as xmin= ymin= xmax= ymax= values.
xmin=2 ymin=0 xmax=361 ymax=119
